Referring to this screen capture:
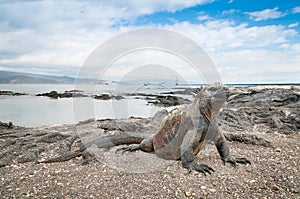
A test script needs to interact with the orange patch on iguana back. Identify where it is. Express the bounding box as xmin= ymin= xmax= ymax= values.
xmin=152 ymin=111 xmax=190 ymax=159
xmin=153 ymin=113 xmax=182 ymax=149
